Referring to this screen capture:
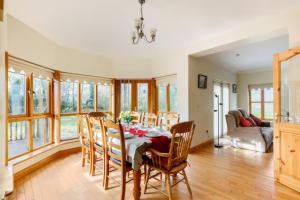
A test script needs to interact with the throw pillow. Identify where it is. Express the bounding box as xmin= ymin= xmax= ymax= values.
xmin=250 ymin=114 xmax=262 ymax=126
xmin=248 ymin=117 xmax=257 ymax=126
xmin=239 ymin=116 xmax=252 ymax=127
